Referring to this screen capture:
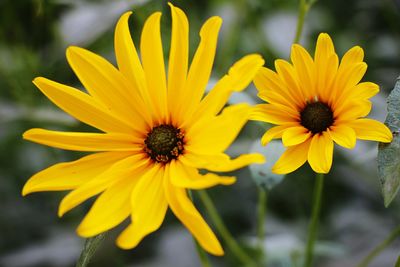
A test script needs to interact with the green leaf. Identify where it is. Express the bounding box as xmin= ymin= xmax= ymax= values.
xmin=377 ymin=77 xmax=400 ymax=207
xmin=249 ymin=139 xmax=286 ymax=190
